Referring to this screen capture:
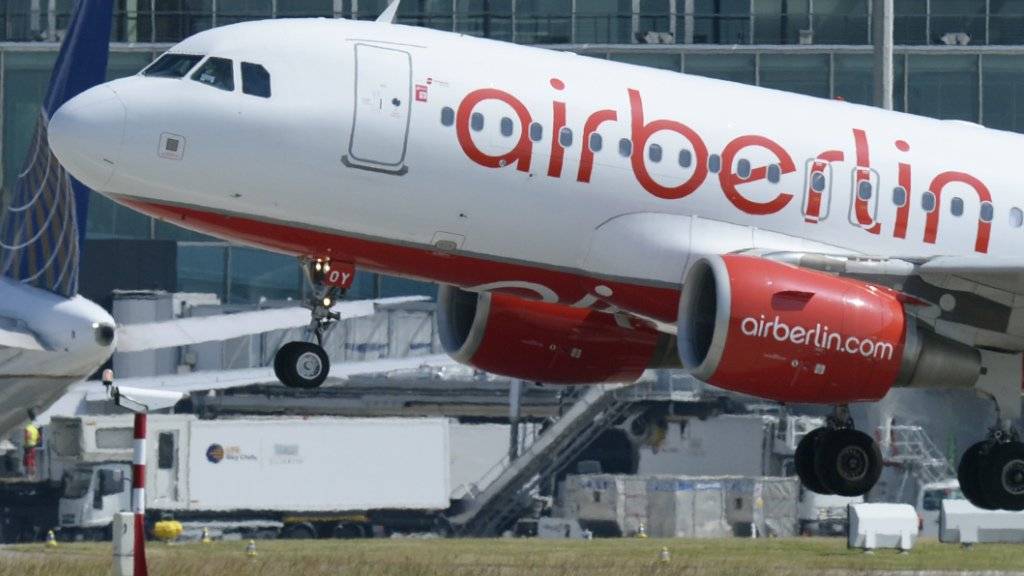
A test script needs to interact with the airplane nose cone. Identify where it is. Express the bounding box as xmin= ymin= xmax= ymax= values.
xmin=48 ymin=84 xmax=126 ymax=190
